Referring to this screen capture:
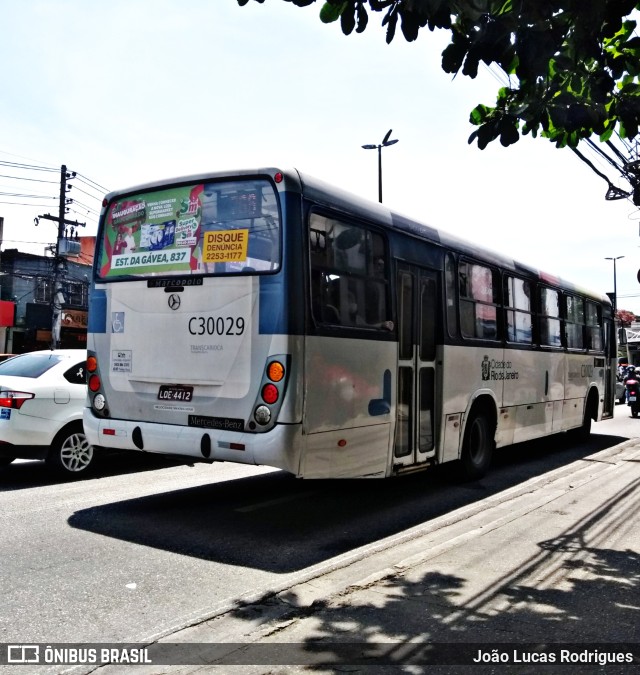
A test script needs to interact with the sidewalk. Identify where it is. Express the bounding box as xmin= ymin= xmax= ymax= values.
xmin=100 ymin=439 xmax=640 ymax=673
